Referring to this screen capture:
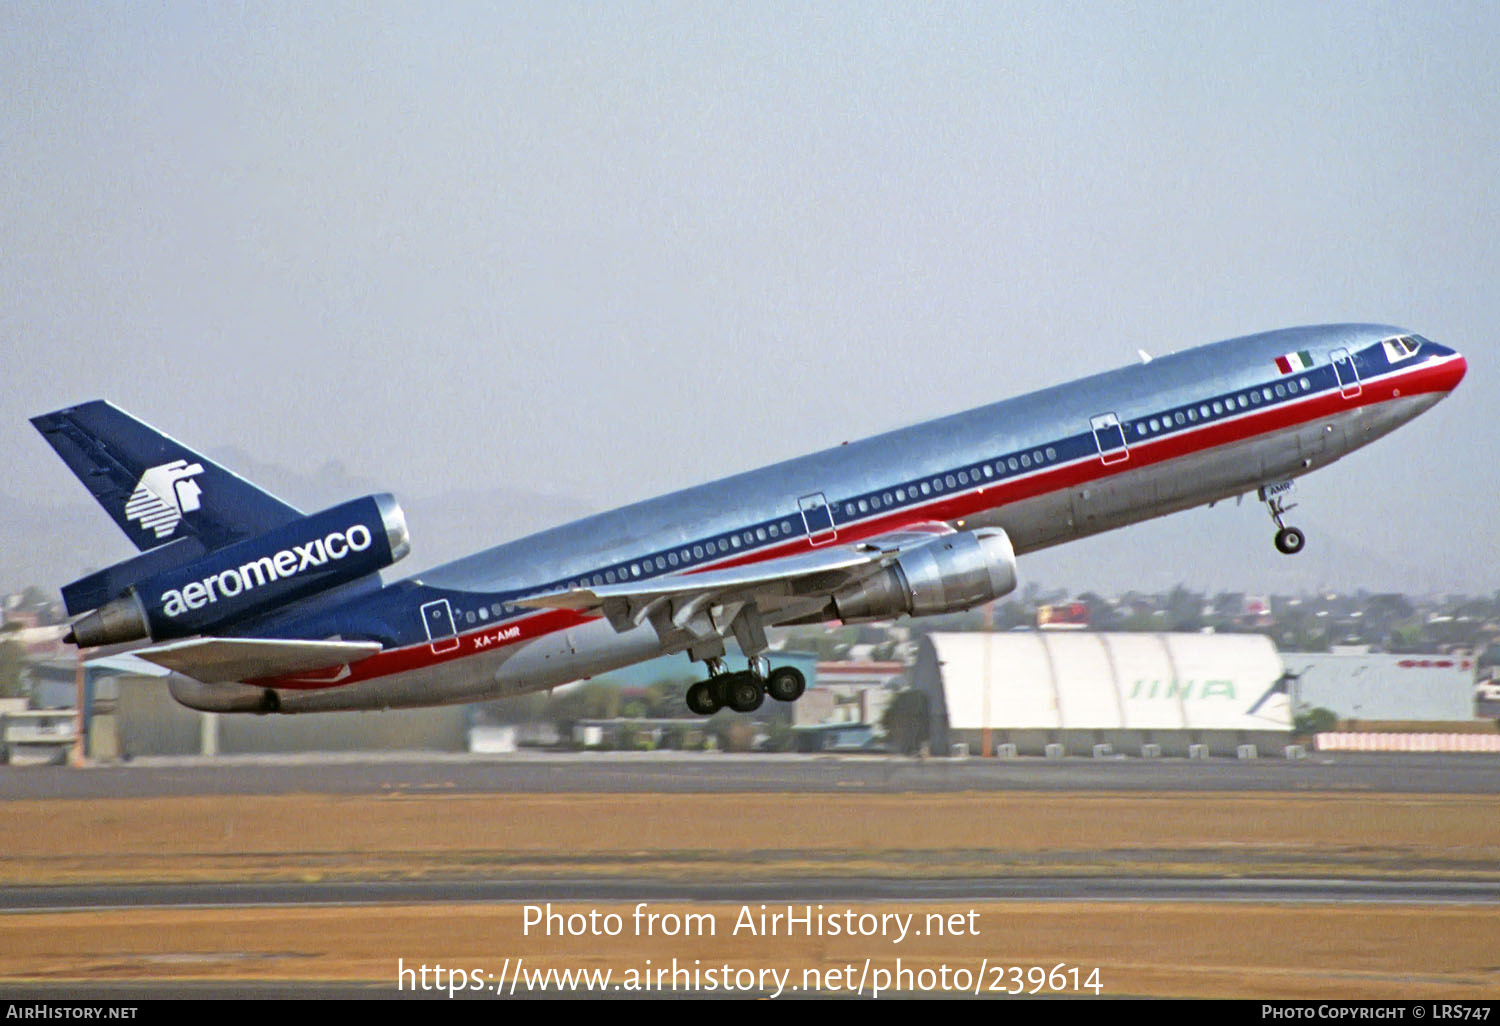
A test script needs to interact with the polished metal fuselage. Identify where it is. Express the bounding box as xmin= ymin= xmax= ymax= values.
xmin=212 ymin=323 xmax=1463 ymax=713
